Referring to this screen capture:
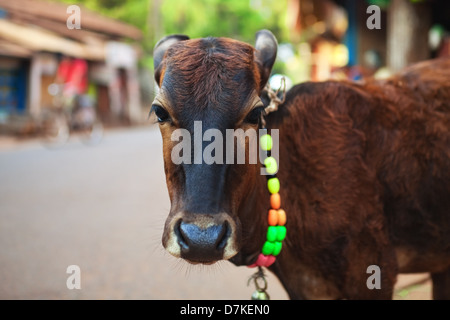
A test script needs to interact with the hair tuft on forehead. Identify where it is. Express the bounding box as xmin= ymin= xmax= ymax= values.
xmin=162 ymin=37 xmax=261 ymax=111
